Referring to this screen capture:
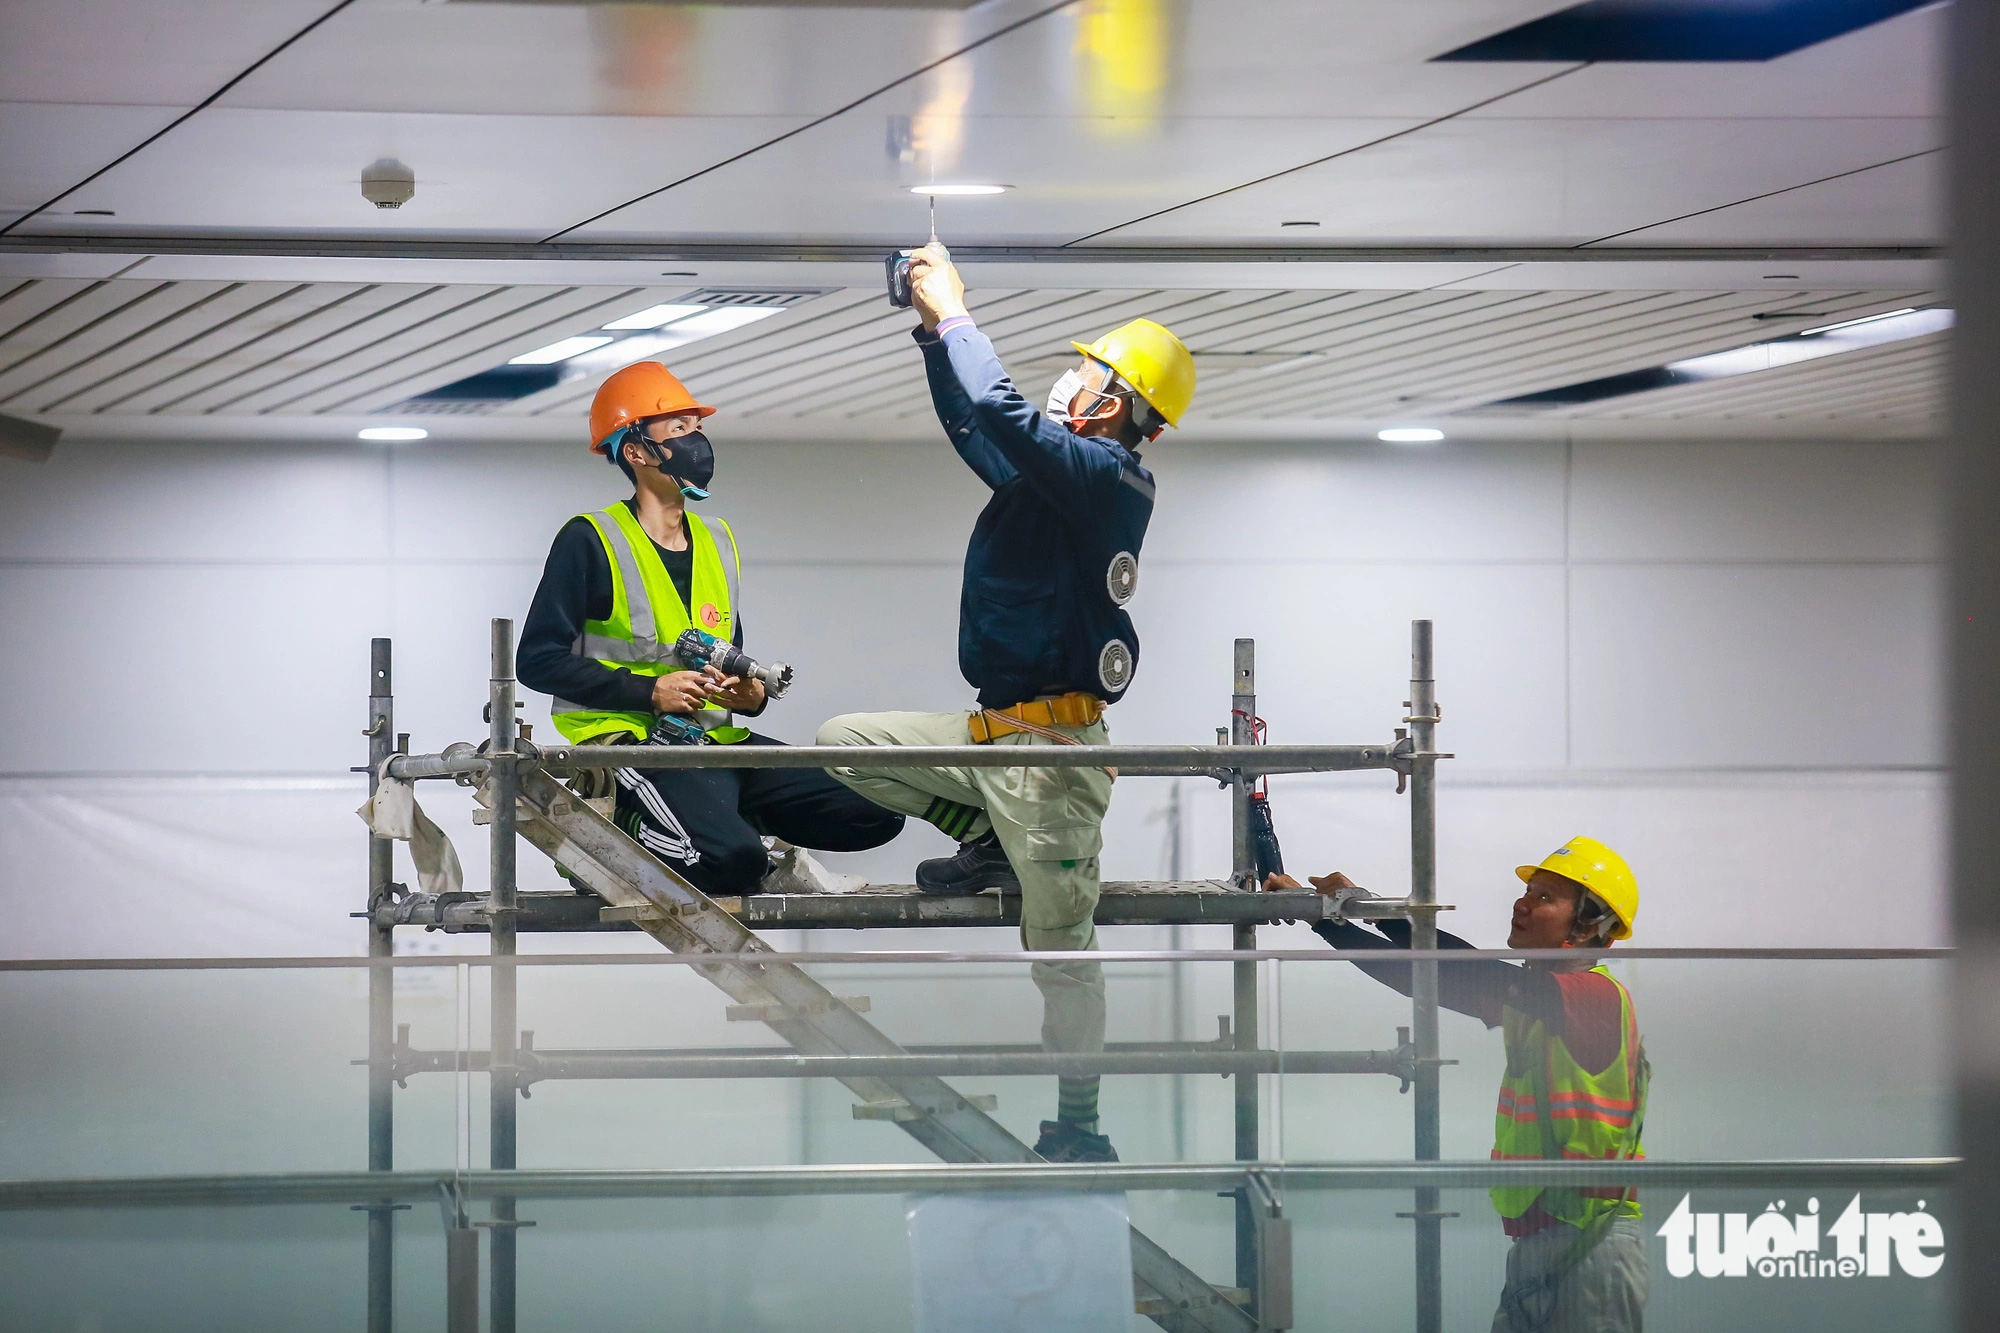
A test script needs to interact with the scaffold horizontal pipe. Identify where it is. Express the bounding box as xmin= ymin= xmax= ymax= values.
xmin=0 ymin=946 xmax=1954 ymax=973
xmin=0 ymin=1159 xmax=1958 ymax=1211
xmin=382 ymin=742 xmax=1409 ymax=781
xmin=382 ymin=1045 xmax=1412 ymax=1082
